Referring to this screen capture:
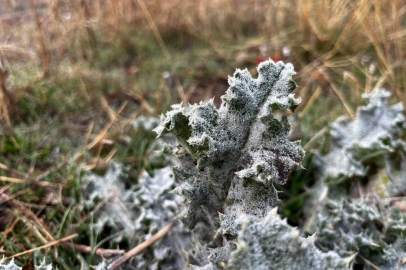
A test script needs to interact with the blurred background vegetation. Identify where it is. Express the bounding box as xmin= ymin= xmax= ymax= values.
xmin=0 ymin=0 xmax=405 ymax=268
